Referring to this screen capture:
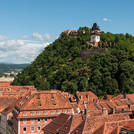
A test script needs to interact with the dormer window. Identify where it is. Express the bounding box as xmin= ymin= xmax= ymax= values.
xmin=57 ymin=111 xmax=60 ymax=114
xmin=51 ymin=94 xmax=55 ymax=100
xmin=37 ymin=112 xmax=40 ymax=115
xmin=31 ymin=112 xmax=34 ymax=116
xmin=62 ymin=111 xmax=66 ymax=113
xmin=19 ymin=101 xmax=24 ymax=105
xmin=38 ymin=104 xmax=42 ymax=107
xmin=23 ymin=113 xmax=27 ymax=116
xmin=44 ymin=112 xmax=48 ymax=115
xmin=51 ymin=111 xmax=55 ymax=115
xmin=68 ymin=110 xmax=71 ymax=113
